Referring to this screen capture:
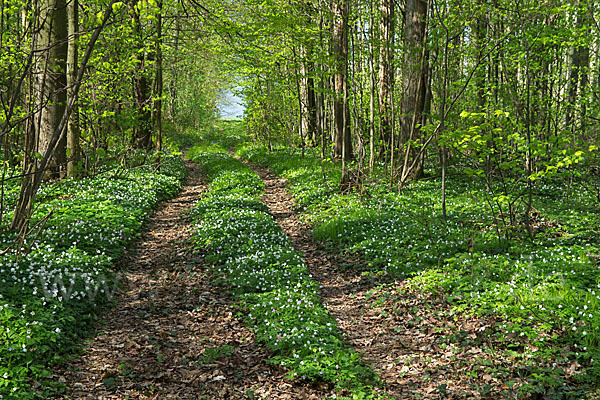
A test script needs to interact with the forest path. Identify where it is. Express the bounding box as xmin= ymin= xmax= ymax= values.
xmin=52 ymin=159 xmax=329 ymax=399
xmin=249 ymin=163 xmax=506 ymax=400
